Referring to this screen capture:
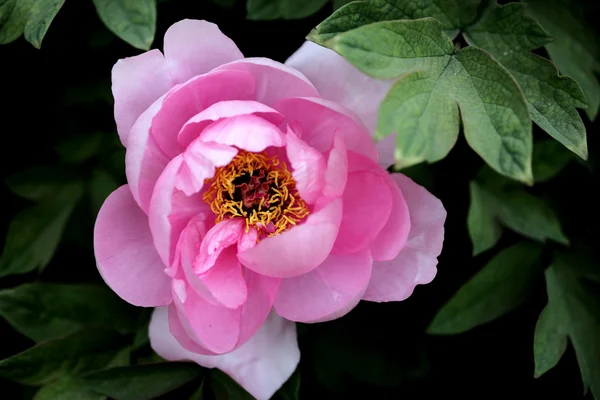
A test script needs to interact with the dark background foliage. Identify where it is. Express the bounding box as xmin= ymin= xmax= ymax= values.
xmin=1 ymin=0 xmax=599 ymax=399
